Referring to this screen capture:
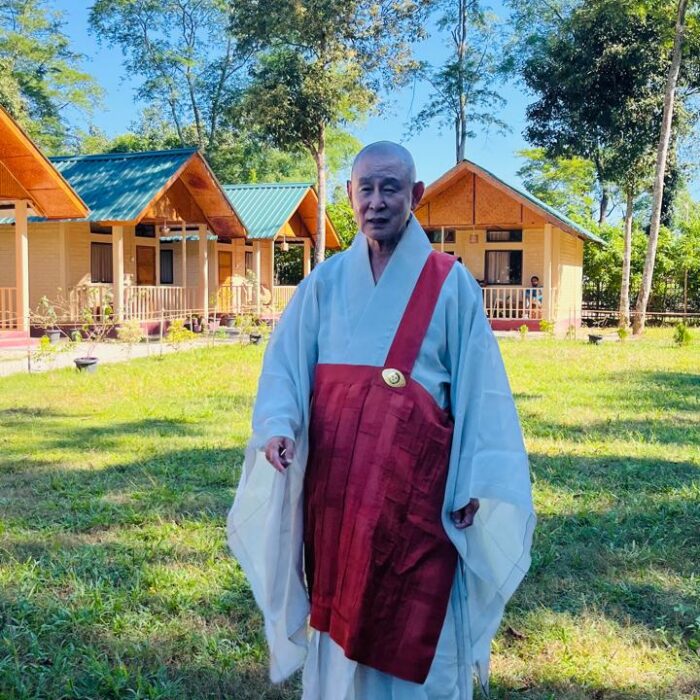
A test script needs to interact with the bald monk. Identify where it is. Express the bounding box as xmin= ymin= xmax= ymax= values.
xmin=228 ymin=142 xmax=535 ymax=699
